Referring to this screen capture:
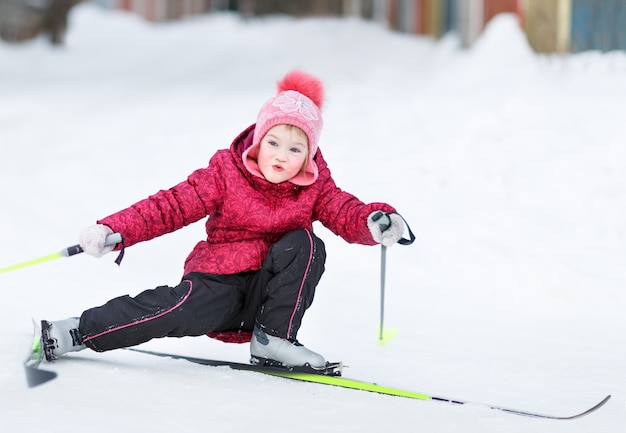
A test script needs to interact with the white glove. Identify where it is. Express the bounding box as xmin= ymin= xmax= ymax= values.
xmin=79 ymin=224 xmax=115 ymax=258
xmin=367 ymin=211 xmax=405 ymax=247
